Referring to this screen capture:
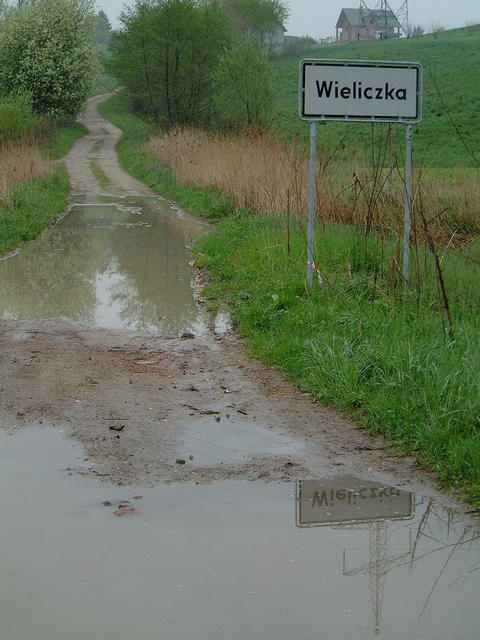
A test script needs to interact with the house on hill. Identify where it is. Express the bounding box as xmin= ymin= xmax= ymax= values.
xmin=336 ymin=7 xmax=402 ymax=42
